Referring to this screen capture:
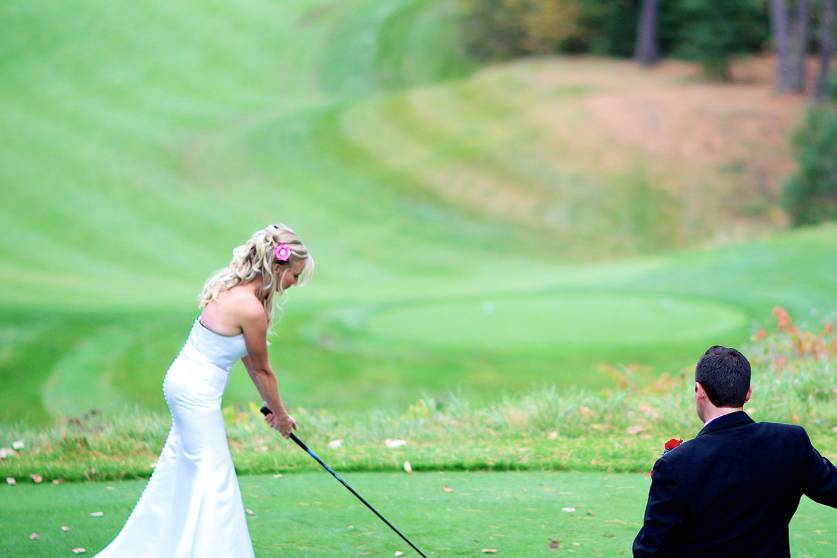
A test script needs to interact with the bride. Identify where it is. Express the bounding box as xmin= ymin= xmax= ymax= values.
xmin=94 ymin=224 xmax=314 ymax=557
